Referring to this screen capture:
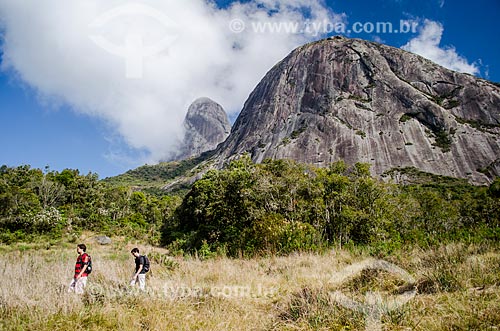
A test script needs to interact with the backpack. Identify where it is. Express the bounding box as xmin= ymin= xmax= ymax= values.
xmin=142 ymin=255 xmax=150 ymax=273
xmin=85 ymin=254 xmax=92 ymax=274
